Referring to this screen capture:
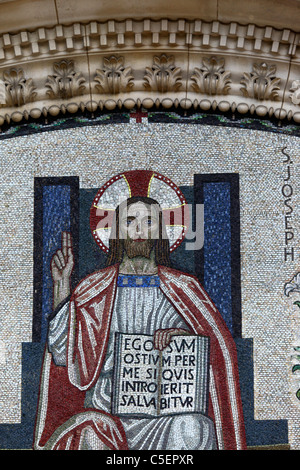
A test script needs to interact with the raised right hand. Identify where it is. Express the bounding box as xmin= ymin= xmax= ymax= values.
xmin=51 ymin=231 xmax=74 ymax=283
xmin=51 ymin=232 xmax=74 ymax=308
